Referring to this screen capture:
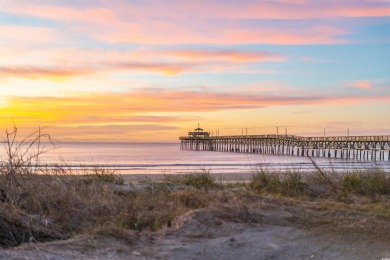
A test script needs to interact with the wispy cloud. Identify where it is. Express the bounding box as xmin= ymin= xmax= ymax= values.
xmin=13 ymin=124 xmax=180 ymax=142
xmin=2 ymin=87 xmax=389 ymax=140
xmin=3 ymin=1 xmax=373 ymax=45
xmin=106 ymin=61 xmax=197 ymax=76
xmin=162 ymin=49 xmax=285 ymax=62
xmin=0 ymin=66 xmax=92 ymax=79
xmin=3 ymin=88 xmax=390 ymax=120
xmin=348 ymin=79 xmax=386 ymax=90
xmin=0 ymin=25 xmax=62 ymax=45
xmin=97 ymin=22 xmax=348 ymax=45
xmin=0 ymin=46 xmax=286 ymax=78
xmin=3 ymin=0 xmax=389 ymax=48
xmin=351 ymin=80 xmax=373 ymax=89
xmin=299 ymin=56 xmax=339 ymax=63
